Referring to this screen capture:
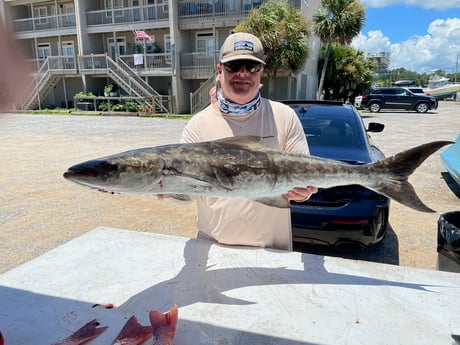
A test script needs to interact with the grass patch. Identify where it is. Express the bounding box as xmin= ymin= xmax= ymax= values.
xmin=25 ymin=108 xmax=192 ymax=119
